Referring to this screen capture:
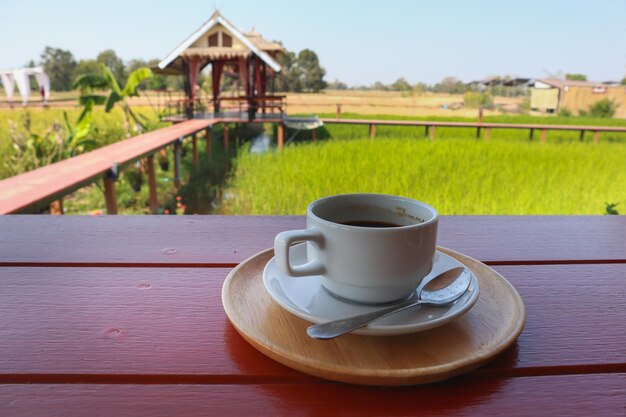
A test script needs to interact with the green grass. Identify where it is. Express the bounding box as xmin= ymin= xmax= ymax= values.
xmin=225 ymin=136 xmax=626 ymax=215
